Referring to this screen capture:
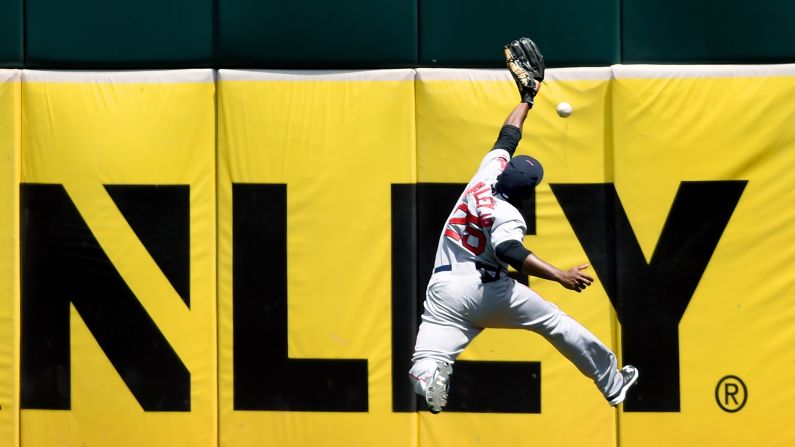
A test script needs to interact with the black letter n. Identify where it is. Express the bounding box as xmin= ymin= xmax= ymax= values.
xmin=20 ymin=184 xmax=190 ymax=411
